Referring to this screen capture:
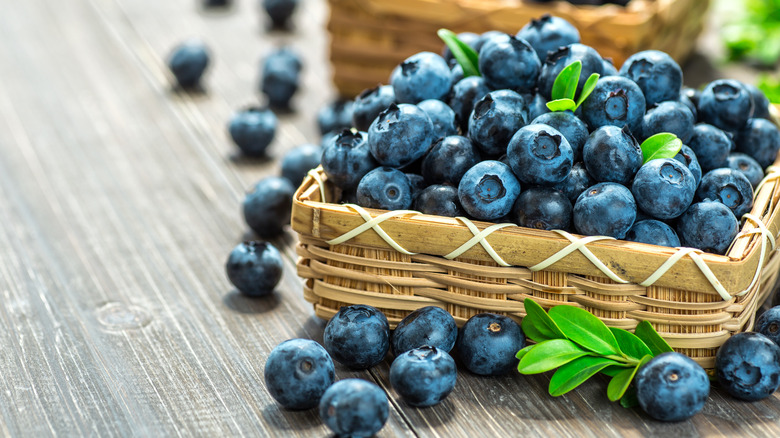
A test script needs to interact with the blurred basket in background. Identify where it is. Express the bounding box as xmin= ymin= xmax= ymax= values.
xmin=327 ymin=0 xmax=712 ymax=97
